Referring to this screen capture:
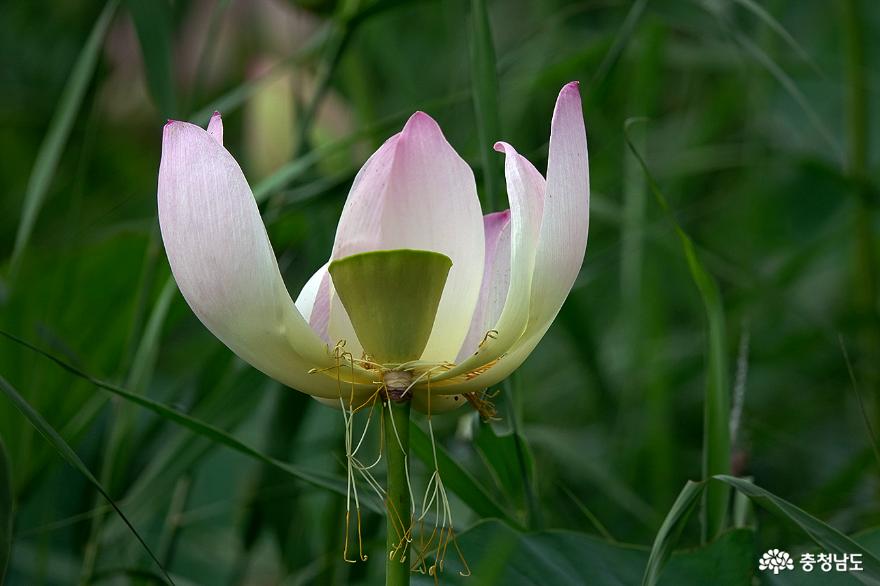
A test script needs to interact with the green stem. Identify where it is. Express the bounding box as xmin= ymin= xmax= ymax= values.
xmin=383 ymin=399 xmax=411 ymax=586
